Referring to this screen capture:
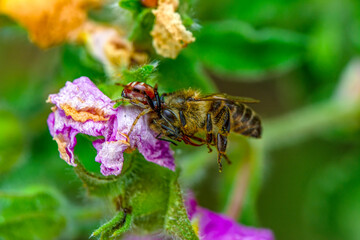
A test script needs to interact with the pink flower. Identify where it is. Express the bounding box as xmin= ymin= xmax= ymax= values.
xmin=185 ymin=195 xmax=274 ymax=240
xmin=47 ymin=77 xmax=175 ymax=176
